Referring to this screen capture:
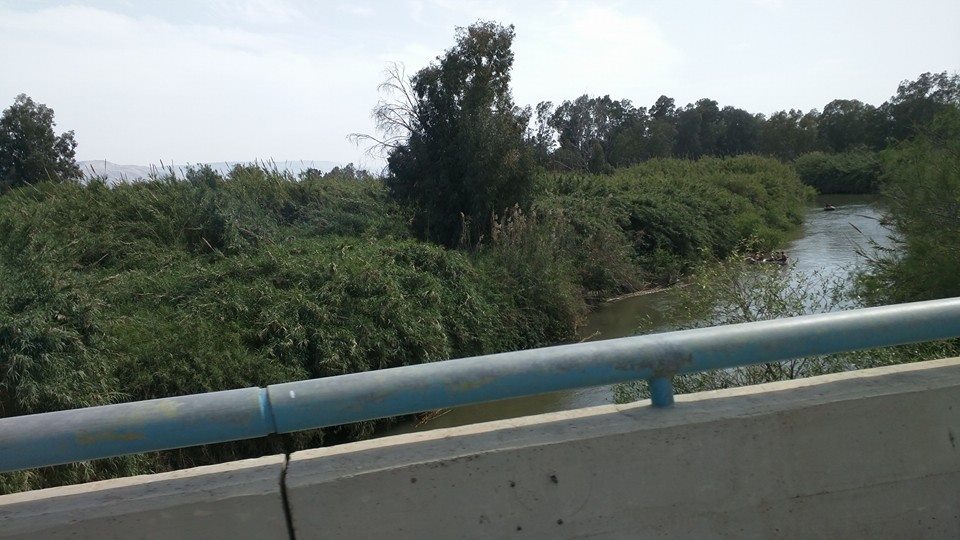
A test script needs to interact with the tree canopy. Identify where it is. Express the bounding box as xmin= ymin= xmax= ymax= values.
xmin=0 ymin=94 xmax=81 ymax=190
xmin=381 ymin=22 xmax=535 ymax=247
xmin=532 ymin=71 xmax=960 ymax=171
